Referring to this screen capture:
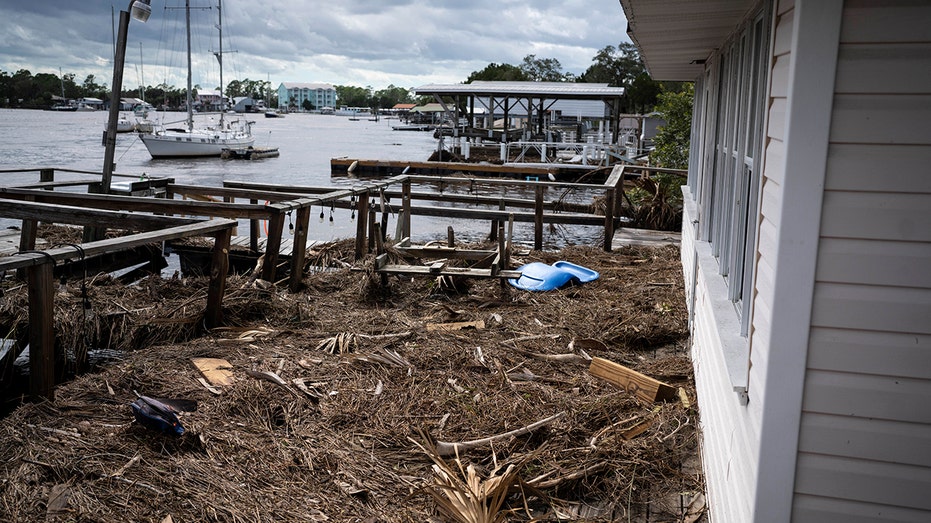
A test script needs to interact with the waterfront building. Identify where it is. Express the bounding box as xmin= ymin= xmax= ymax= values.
xmin=277 ymin=82 xmax=336 ymax=112
xmin=620 ymin=0 xmax=931 ymax=521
